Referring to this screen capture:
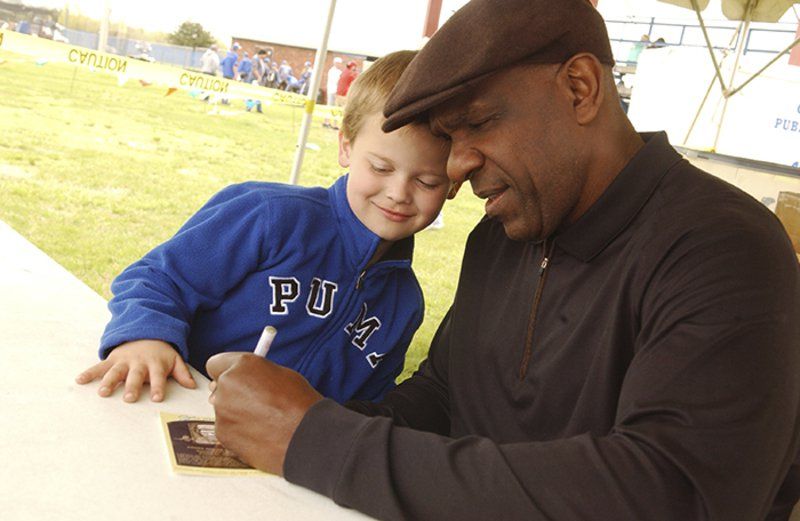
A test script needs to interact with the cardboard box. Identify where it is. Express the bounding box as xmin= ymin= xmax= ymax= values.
xmin=775 ymin=191 xmax=800 ymax=255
